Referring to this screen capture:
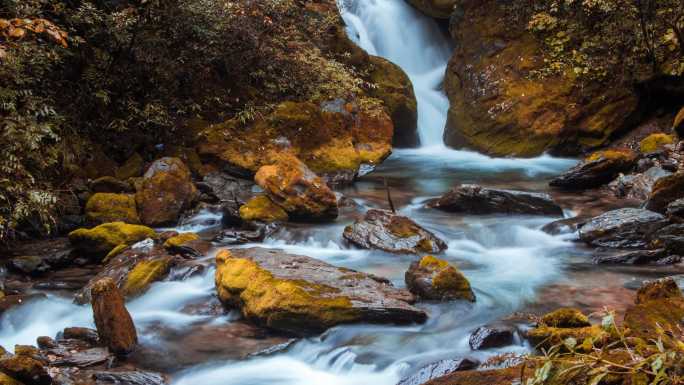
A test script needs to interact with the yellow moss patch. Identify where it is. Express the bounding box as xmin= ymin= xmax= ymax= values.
xmin=215 ymin=250 xmax=359 ymax=331
xmin=388 ymin=215 xmax=423 ymax=238
xmin=239 ymin=195 xmax=289 ymax=223
xmin=68 ymin=222 xmax=156 ymax=259
xmin=585 ymin=148 xmax=635 ymax=162
xmin=122 ymin=258 xmax=172 ymax=297
xmin=163 ymin=232 xmax=200 ymax=249
xmin=527 ymin=324 xmax=610 ymax=352
xmin=419 ymin=255 xmax=450 ymax=270
xmin=418 ymin=255 xmax=475 ymax=302
xmin=541 ymin=308 xmax=591 ymax=328
xmin=640 ymin=133 xmax=674 ymax=153
xmin=85 ymin=193 xmax=140 ymax=224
